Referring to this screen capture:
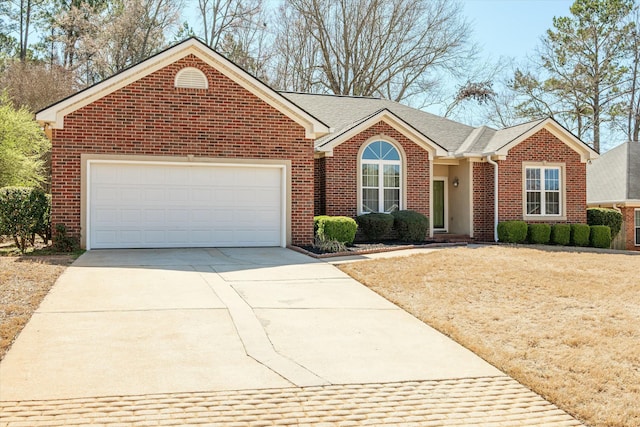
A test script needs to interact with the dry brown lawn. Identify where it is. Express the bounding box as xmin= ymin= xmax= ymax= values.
xmin=339 ymin=246 xmax=640 ymax=427
xmin=0 ymin=255 xmax=74 ymax=360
